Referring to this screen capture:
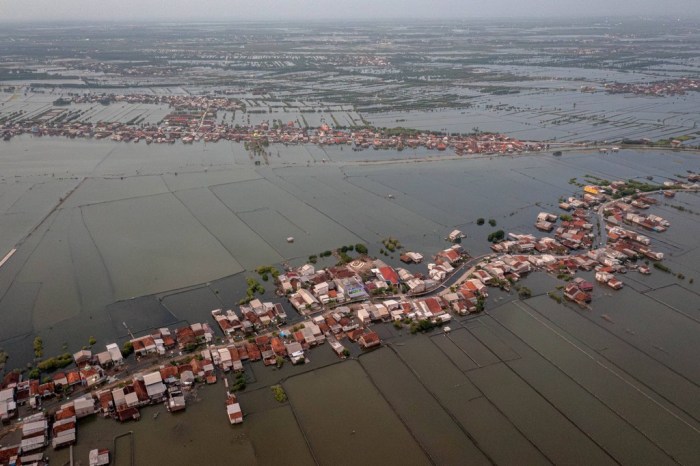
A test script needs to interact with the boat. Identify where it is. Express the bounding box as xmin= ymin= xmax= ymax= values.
xmin=552 ymin=150 xmax=562 ymax=156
